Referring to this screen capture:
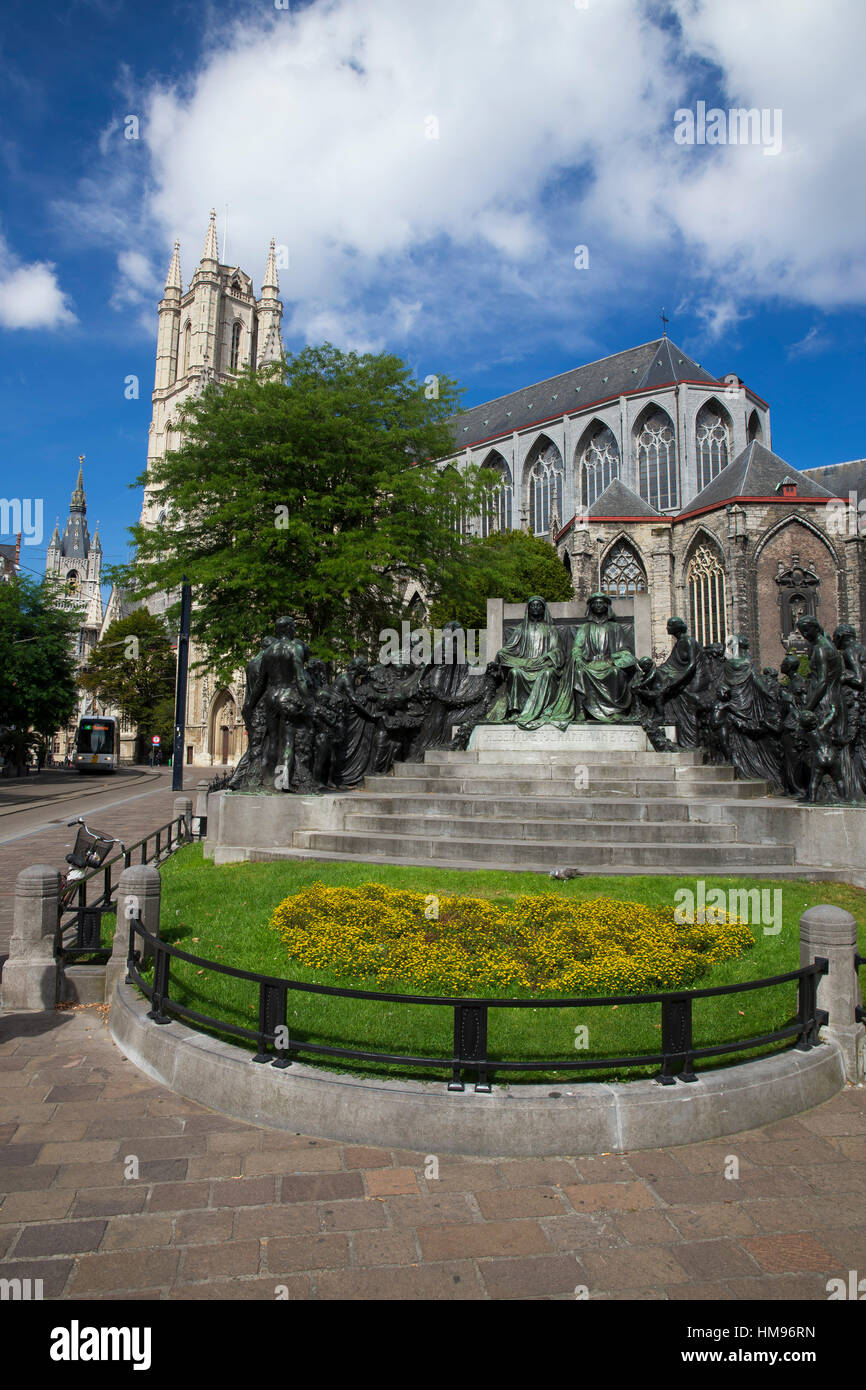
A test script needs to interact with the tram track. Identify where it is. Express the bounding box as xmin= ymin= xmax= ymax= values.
xmin=0 ymin=768 xmax=159 ymax=819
